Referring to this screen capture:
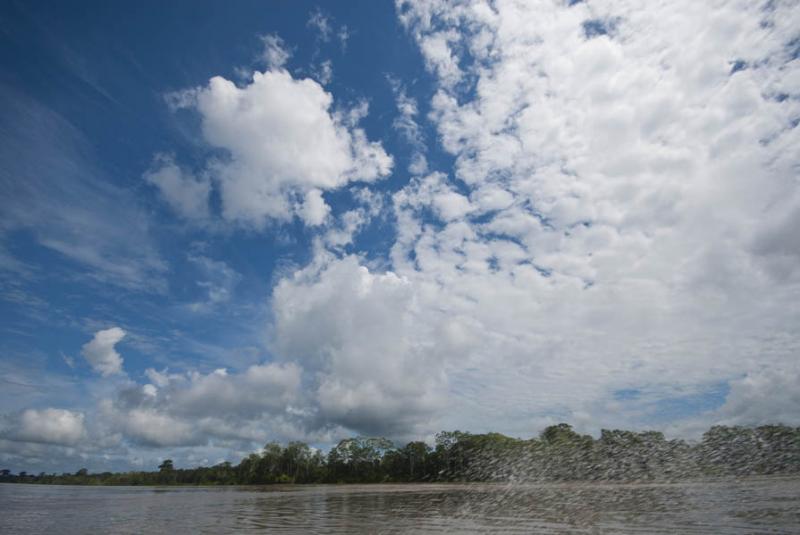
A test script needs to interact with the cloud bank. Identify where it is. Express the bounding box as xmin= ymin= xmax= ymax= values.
xmin=257 ymin=0 xmax=800 ymax=437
